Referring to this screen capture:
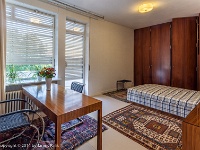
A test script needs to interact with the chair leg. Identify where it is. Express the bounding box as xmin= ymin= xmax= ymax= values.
xmin=35 ymin=112 xmax=45 ymax=140
xmin=30 ymin=124 xmax=40 ymax=149
xmin=27 ymin=113 xmax=45 ymax=150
